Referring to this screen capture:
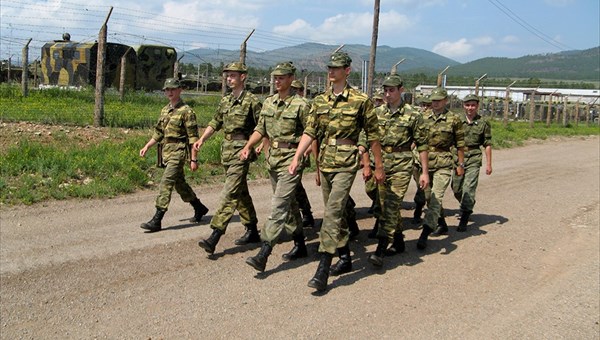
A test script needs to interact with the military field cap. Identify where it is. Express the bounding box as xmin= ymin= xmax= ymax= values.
xmin=463 ymin=94 xmax=479 ymax=103
xmin=271 ymin=61 xmax=296 ymax=76
xmin=327 ymin=51 xmax=352 ymax=67
xmin=291 ymin=79 xmax=304 ymax=89
xmin=382 ymin=74 xmax=403 ymax=87
xmin=373 ymin=91 xmax=384 ymax=100
xmin=430 ymin=87 xmax=448 ymax=100
xmin=421 ymin=95 xmax=432 ymax=104
xmin=223 ymin=62 xmax=248 ymax=73
xmin=162 ymin=78 xmax=181 ymax=90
